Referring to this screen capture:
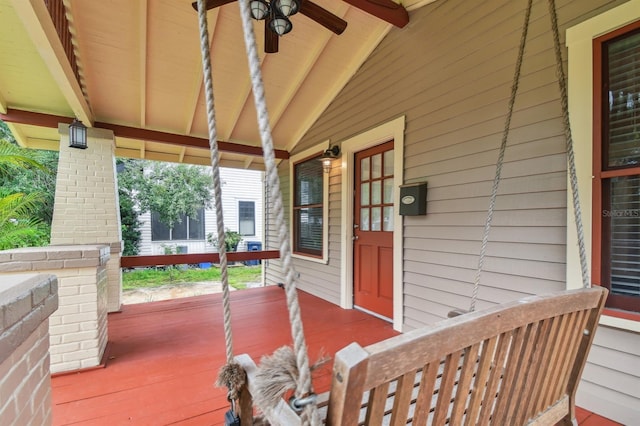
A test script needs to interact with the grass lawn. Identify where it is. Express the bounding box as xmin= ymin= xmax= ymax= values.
xmin=122 ymin=265 xmax=262 ymax=291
